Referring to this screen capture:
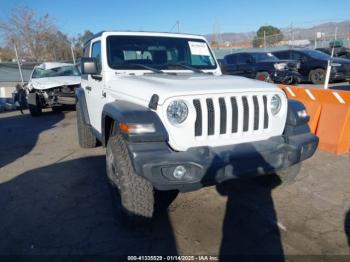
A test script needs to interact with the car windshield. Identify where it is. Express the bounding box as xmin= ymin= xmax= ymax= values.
xmin=303 ymin=50 xmax=331 ymax=60
xmin=107 ymin=36 xmax=217 ymax=71
xmin=251 ymin=52 xmax=279 ymax=62
xmin=32 ymin=65 xmax=80 ymax=78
